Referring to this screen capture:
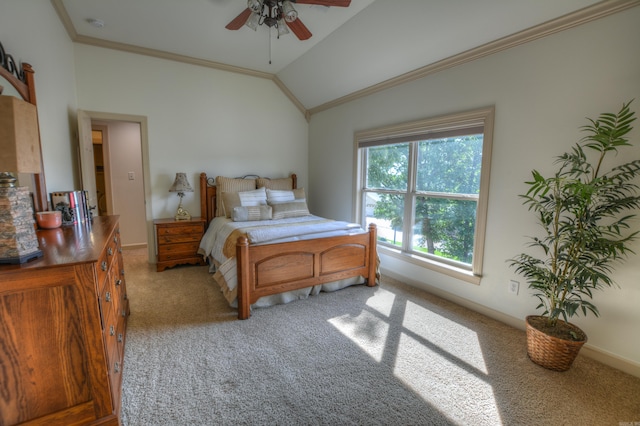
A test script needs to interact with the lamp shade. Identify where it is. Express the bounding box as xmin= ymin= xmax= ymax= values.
xmin=169 ymin=173 xmax=193 ymax=193
xmin=0 ymin=96 xmax=42 ymax=174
